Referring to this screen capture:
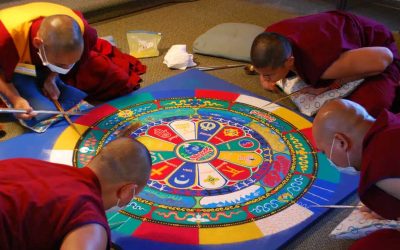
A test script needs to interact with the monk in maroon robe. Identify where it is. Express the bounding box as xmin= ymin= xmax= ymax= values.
xmin=0 ymin=3 xmax=145 ymax=120
xmin=0 ymin=133 xmax=152 ymax=249
xmin=251 ymin=11 xmax=399 ymax=117
xmin=313 ymin=99 xmax=400 ymax=249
